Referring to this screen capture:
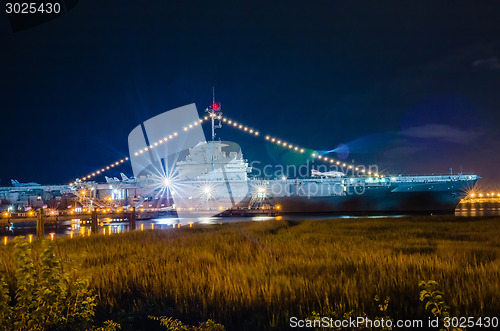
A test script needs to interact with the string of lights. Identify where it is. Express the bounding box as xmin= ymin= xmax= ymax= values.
xmin=71 ymin=157 xmax=130 ymax=185
xmin=71 ymin=117 xmax=209 ymax=185
xmin=218 ymin=115 xmax=373 ymax=175
xmin=70 ymin=111 xmax=380 ymax=185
